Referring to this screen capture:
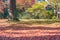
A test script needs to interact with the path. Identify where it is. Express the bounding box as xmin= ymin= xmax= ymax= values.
xmin=0 ymin=19 xmax=60 ymax=40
